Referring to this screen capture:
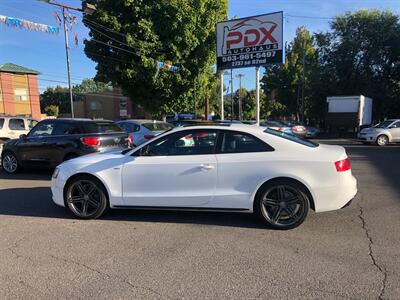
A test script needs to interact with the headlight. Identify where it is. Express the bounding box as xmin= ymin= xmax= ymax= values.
xmin=52 ymin=167 xmax=60 ymax=179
